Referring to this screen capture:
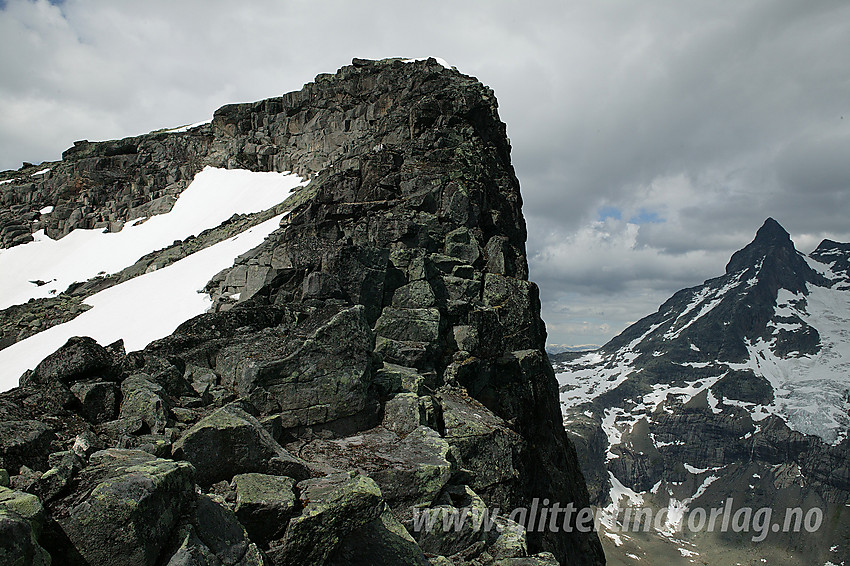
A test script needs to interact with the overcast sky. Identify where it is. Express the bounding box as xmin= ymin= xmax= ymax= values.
xmin=2 ymin=0 xmax=849 ymax=349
